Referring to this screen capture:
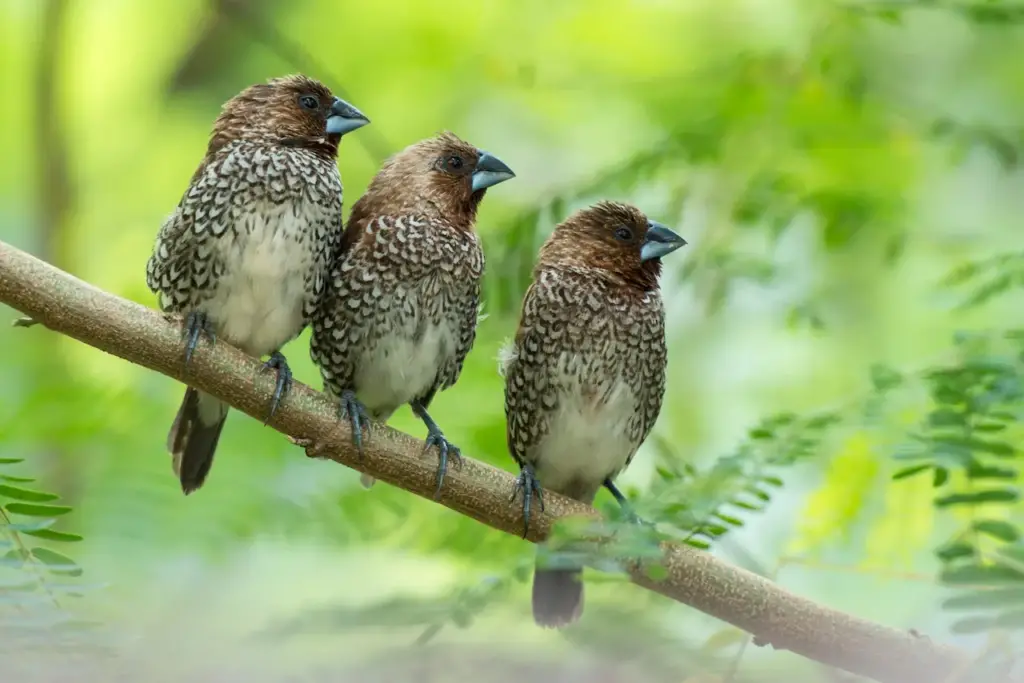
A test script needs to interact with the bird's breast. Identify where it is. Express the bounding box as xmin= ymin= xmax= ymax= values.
xmin=351 ymin=282 xmax=463 ymax=415
xmin=206 ymin=200 xmax=324 ymax=355
xmin=531 ymin=357 xmax=641 ymax=501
